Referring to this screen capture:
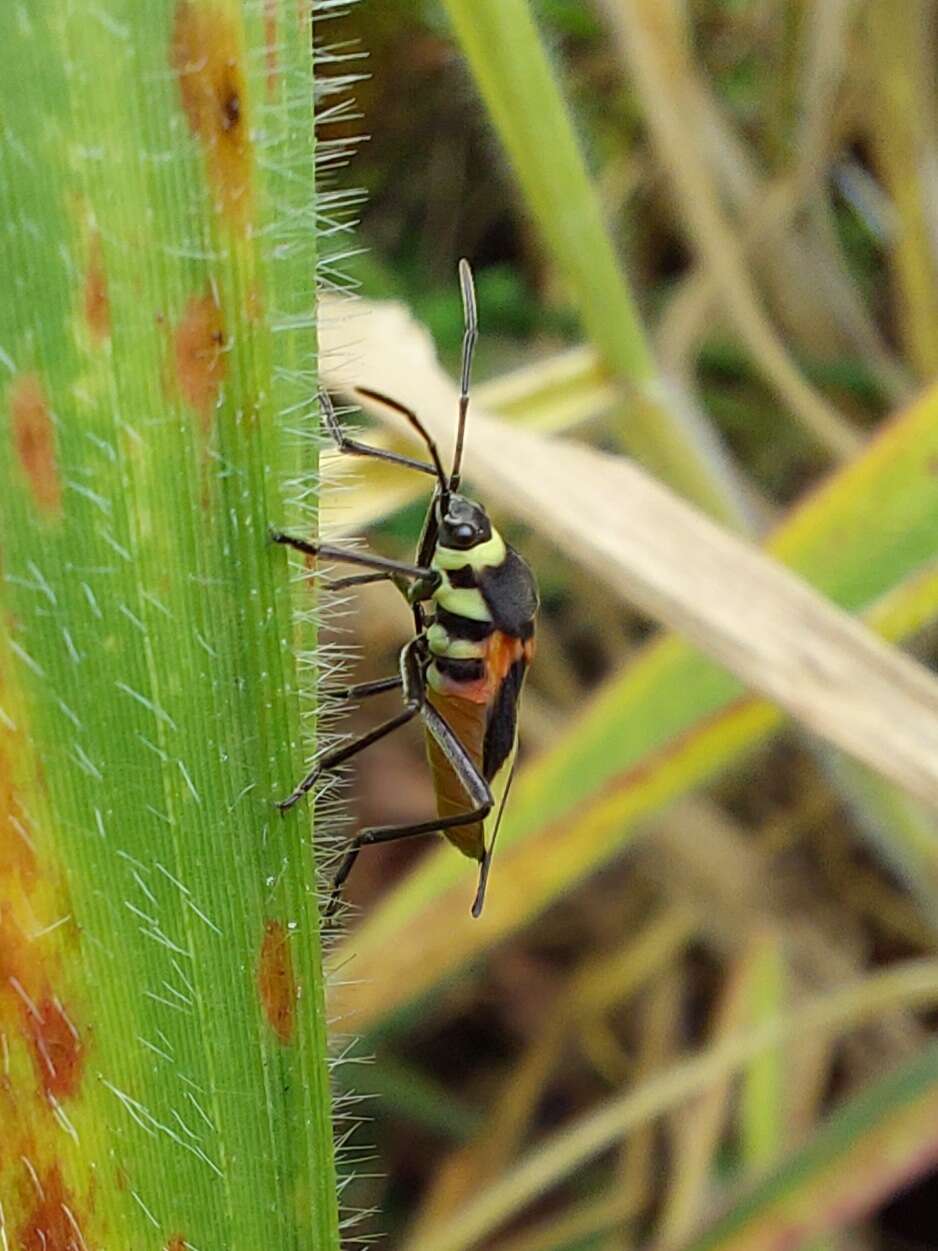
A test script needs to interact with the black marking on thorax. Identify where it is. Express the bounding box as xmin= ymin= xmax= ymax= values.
xmin=478 ymin=548 xmax=539 ymax=640
xmin=446 ymin=564 xmax=478 ymax=589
